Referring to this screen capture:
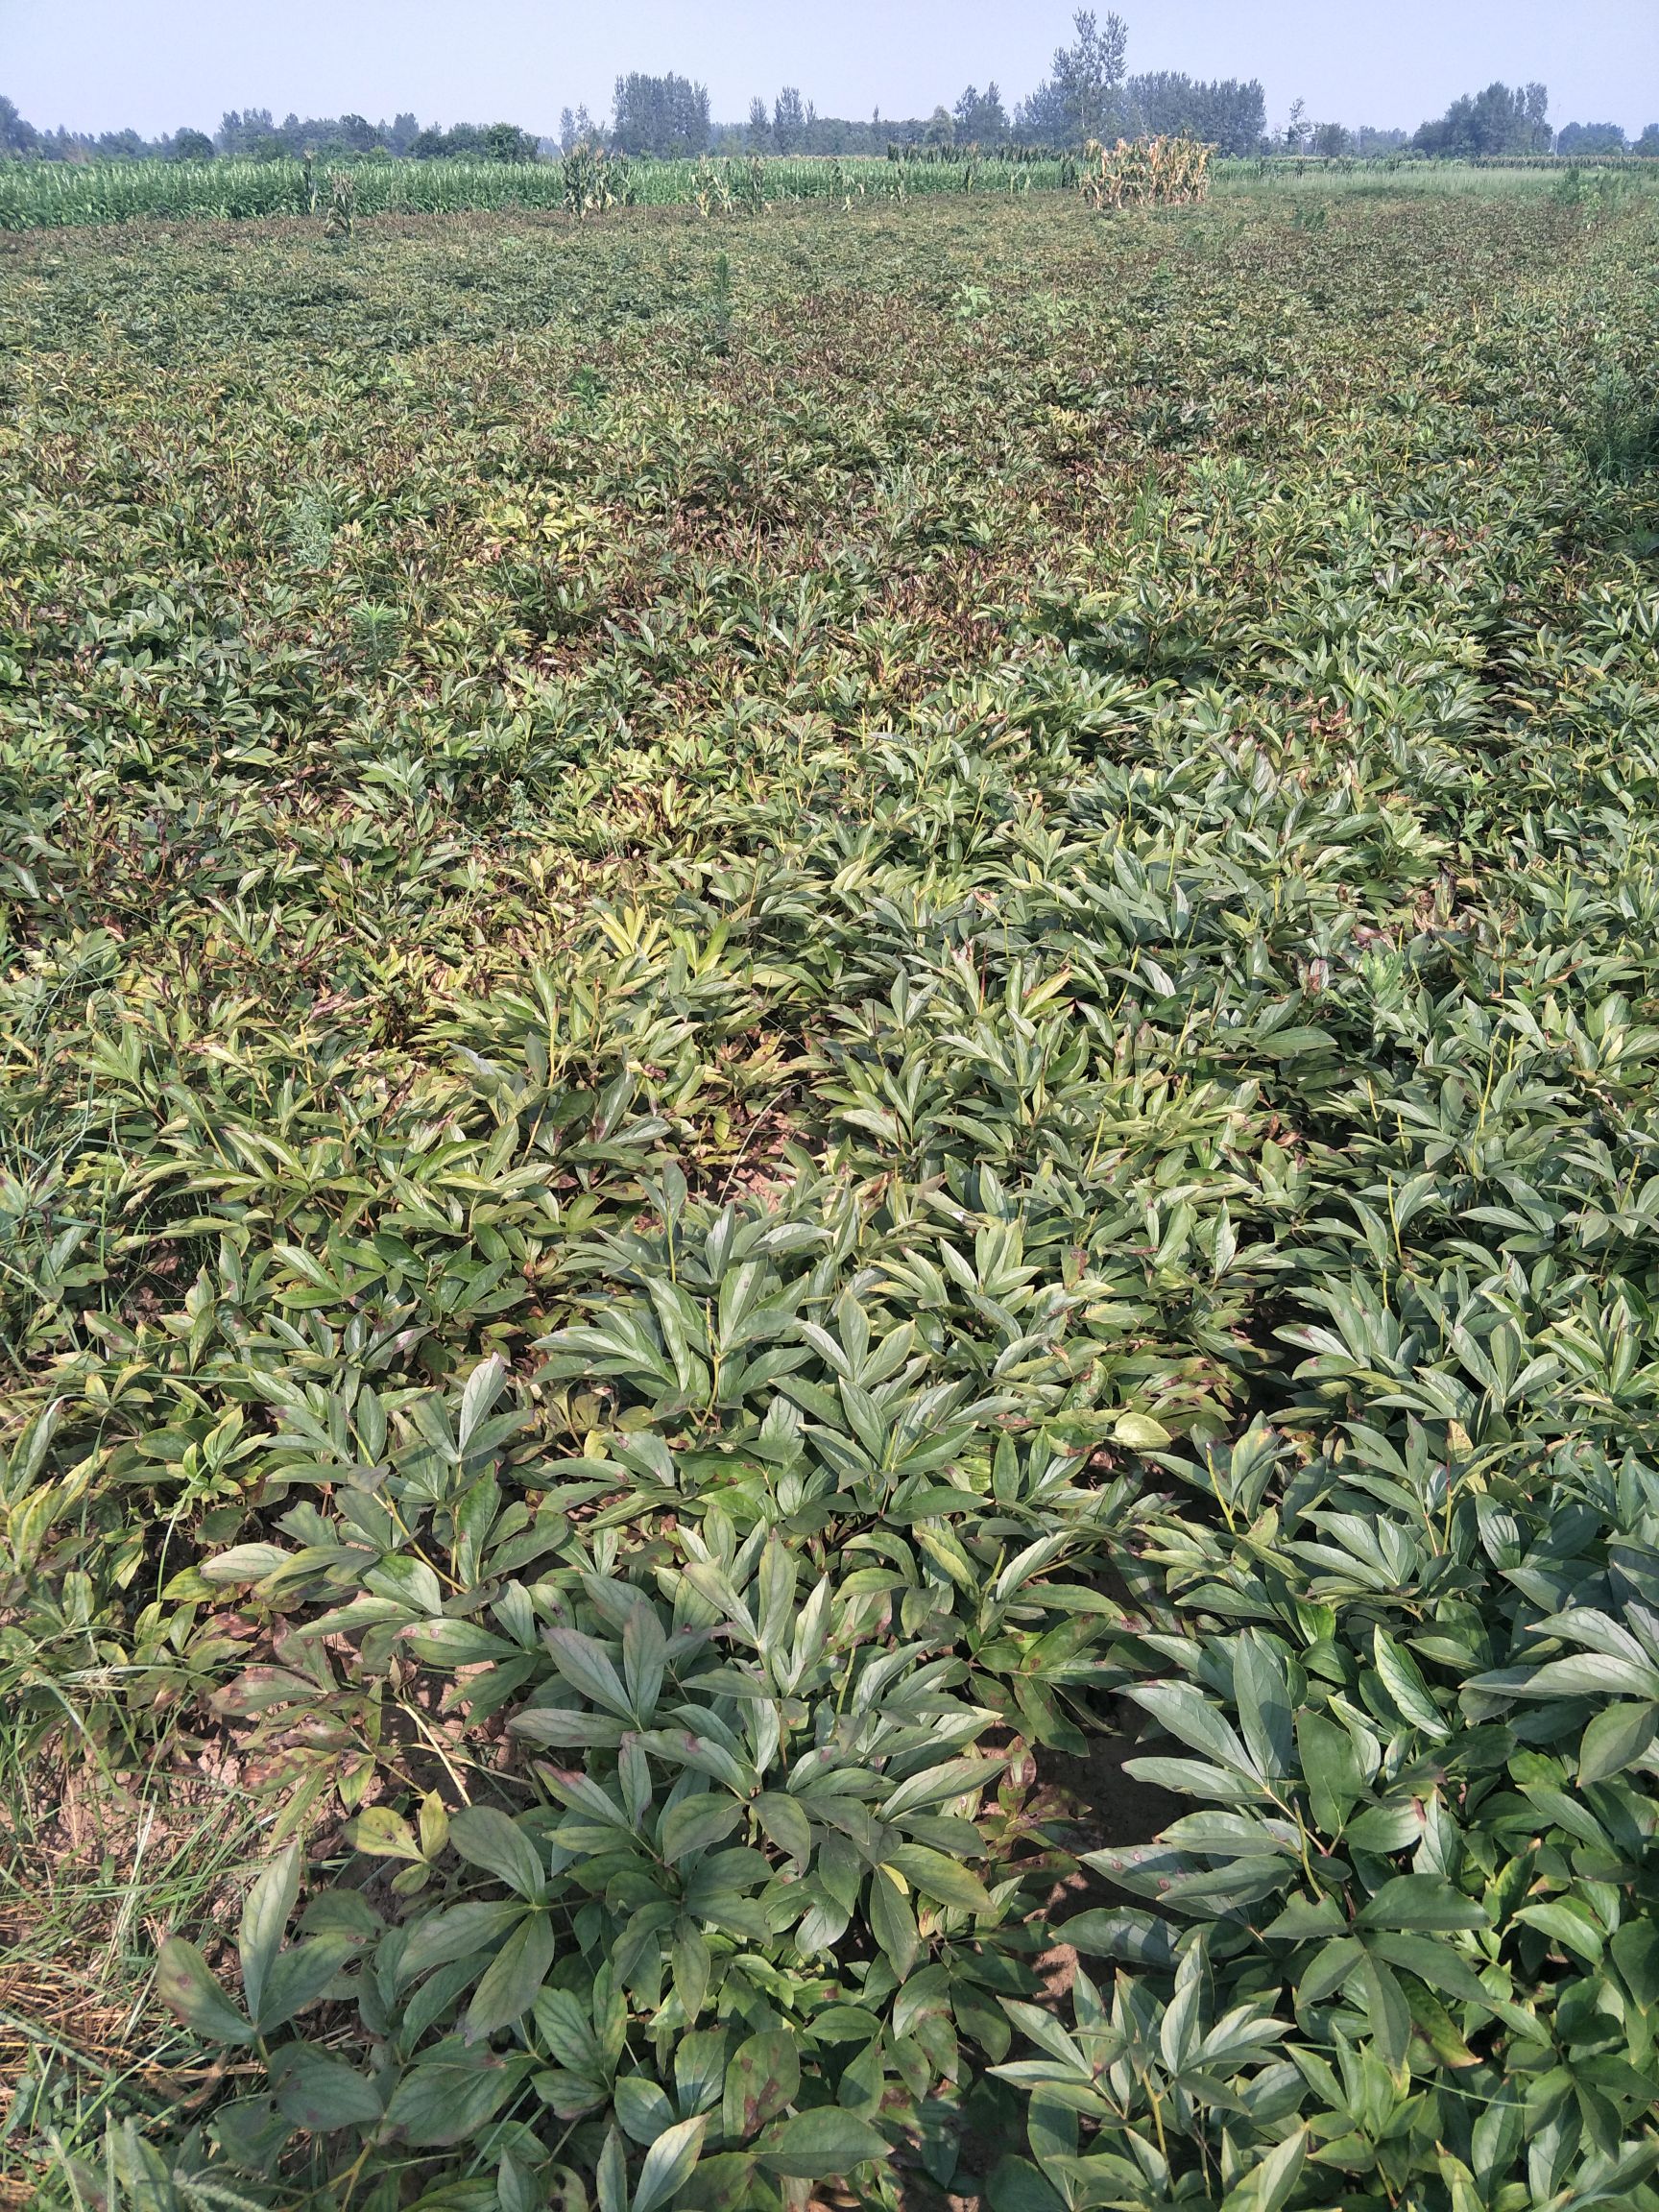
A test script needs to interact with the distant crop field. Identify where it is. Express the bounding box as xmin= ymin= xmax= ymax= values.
xmin=2 ymin=178 xmax=1658 ymax=2212
xmin=1 ymin=146 xmax=1652 ymax=232
xmin=0 ymin=150 xmax=1070 ymax=230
